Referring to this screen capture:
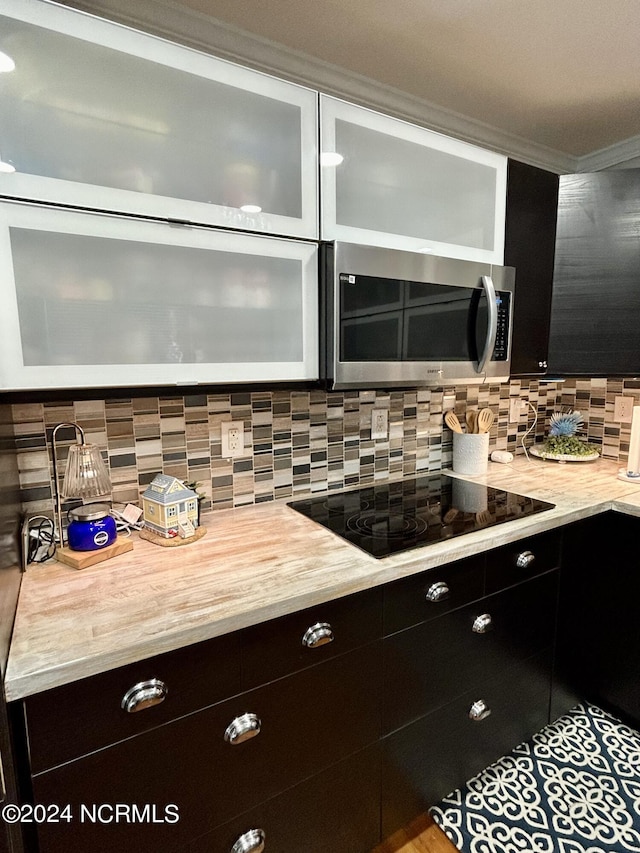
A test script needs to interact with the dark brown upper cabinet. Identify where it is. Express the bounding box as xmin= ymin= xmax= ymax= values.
xmin=548 ymin=170 xmax=640 ymax=376
xmin=504 ymin=159 xmax=559 ymax=376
